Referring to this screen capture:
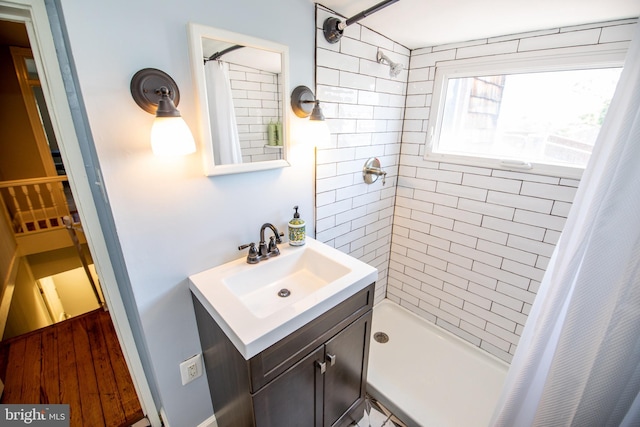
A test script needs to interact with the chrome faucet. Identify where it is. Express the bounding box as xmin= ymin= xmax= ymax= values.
xmin=238 ymin=223 xmax=284 ymax=264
